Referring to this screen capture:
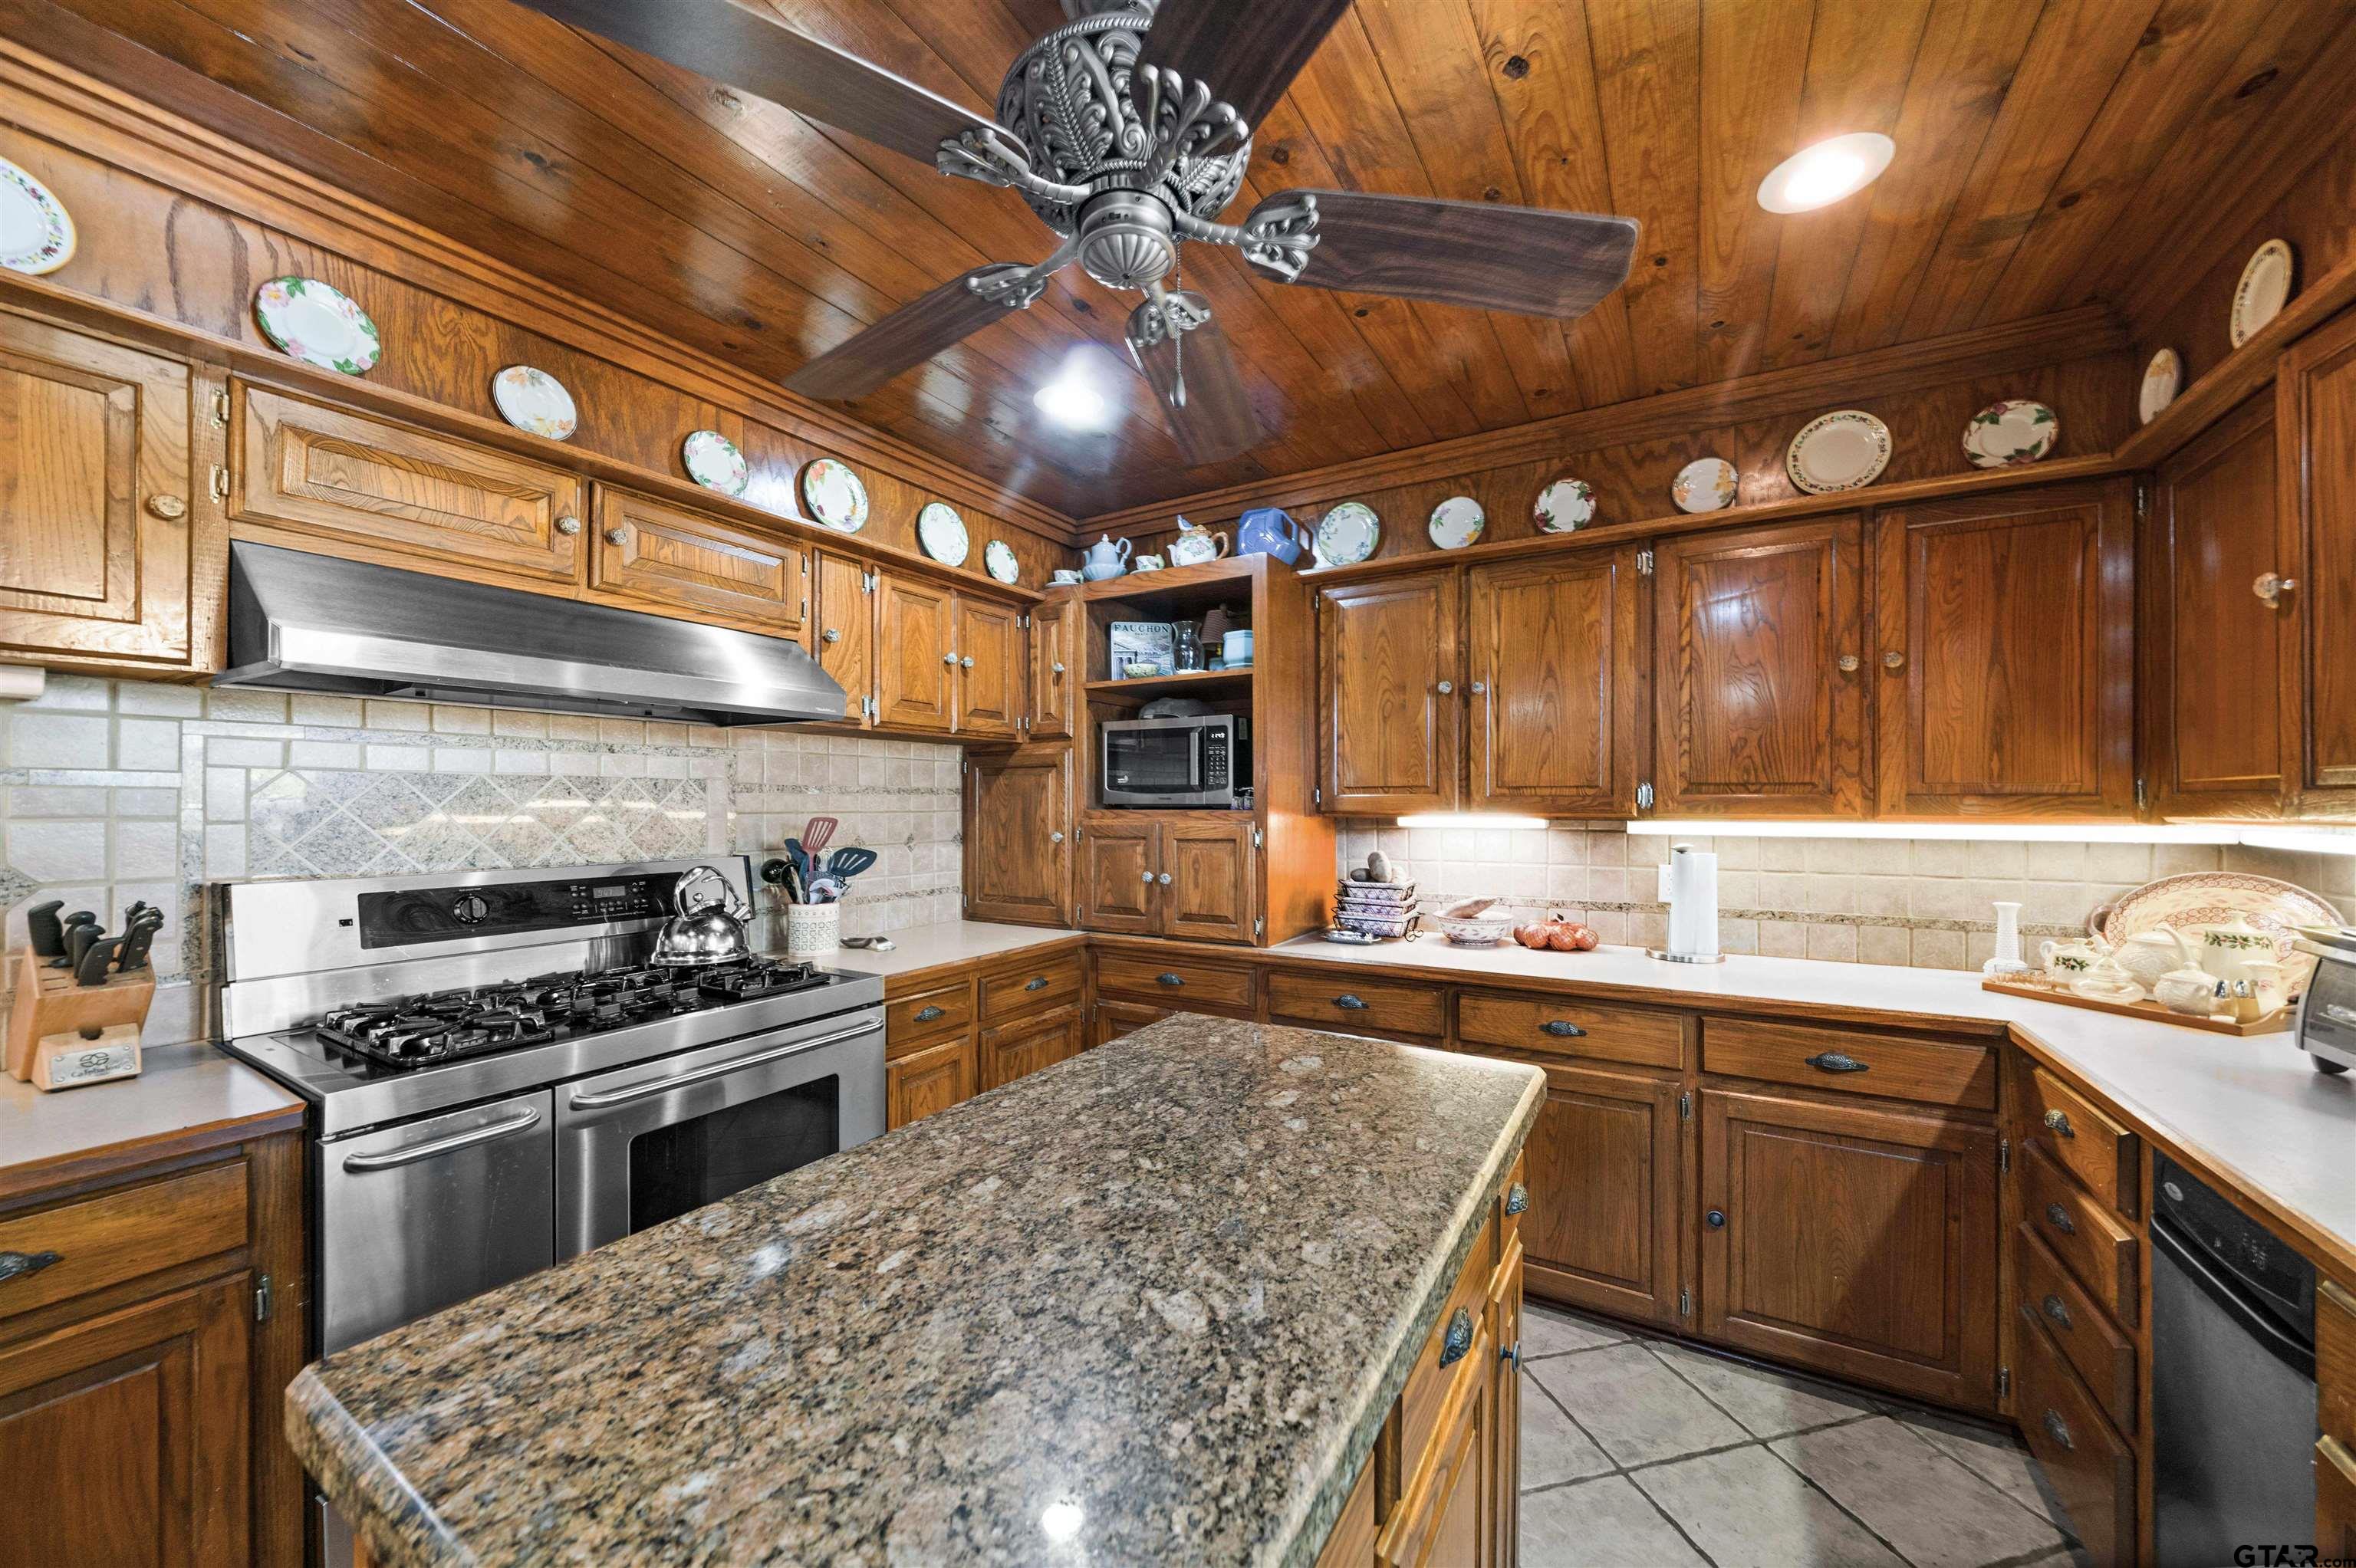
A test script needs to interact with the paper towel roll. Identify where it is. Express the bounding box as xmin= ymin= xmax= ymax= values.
xmin=1661 ymin=843 xmax=1719 ymax=959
